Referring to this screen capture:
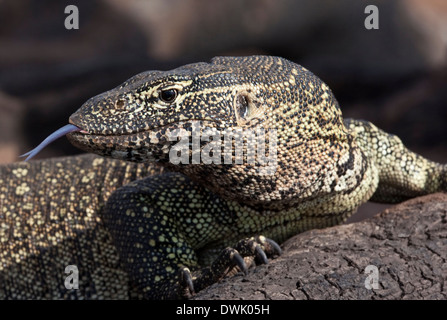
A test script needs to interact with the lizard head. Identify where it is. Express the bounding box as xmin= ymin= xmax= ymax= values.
xmin=25 ymin=56 xmax=354 ymax=210
xmin=66 ymin=56 xmax=347 ymax=162
xmin=66 ymin=58 xmax=249 ymax=162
